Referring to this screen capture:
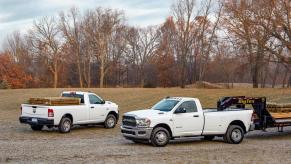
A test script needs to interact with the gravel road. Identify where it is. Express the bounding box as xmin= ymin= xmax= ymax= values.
xmin=1 ymin=119 xmax=291 ymax=164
